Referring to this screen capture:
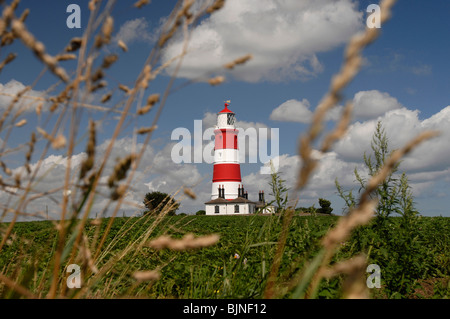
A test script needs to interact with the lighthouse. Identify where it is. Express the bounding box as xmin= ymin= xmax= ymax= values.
xmin=210 ymin=101 xmax=241 ymax=200
xmin=204 ymin=102 xmax=274 ymax=215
